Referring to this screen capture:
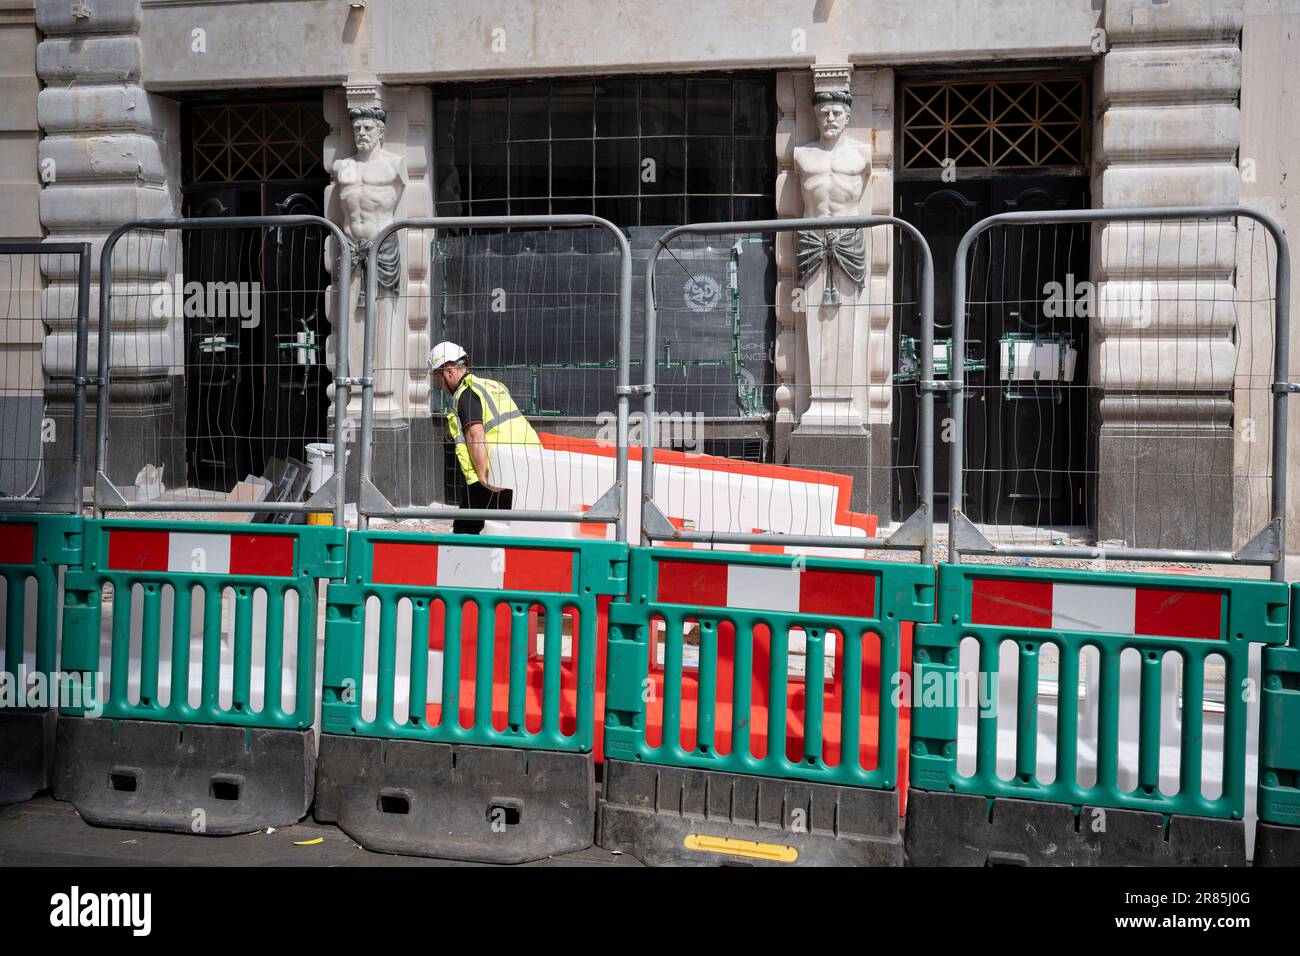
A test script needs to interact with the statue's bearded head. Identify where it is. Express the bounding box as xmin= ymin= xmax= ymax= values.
xmin=349 ymin=107 xmax=387 ymax=156
xmin=813 ymin=91 xmax=851 ymax=142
